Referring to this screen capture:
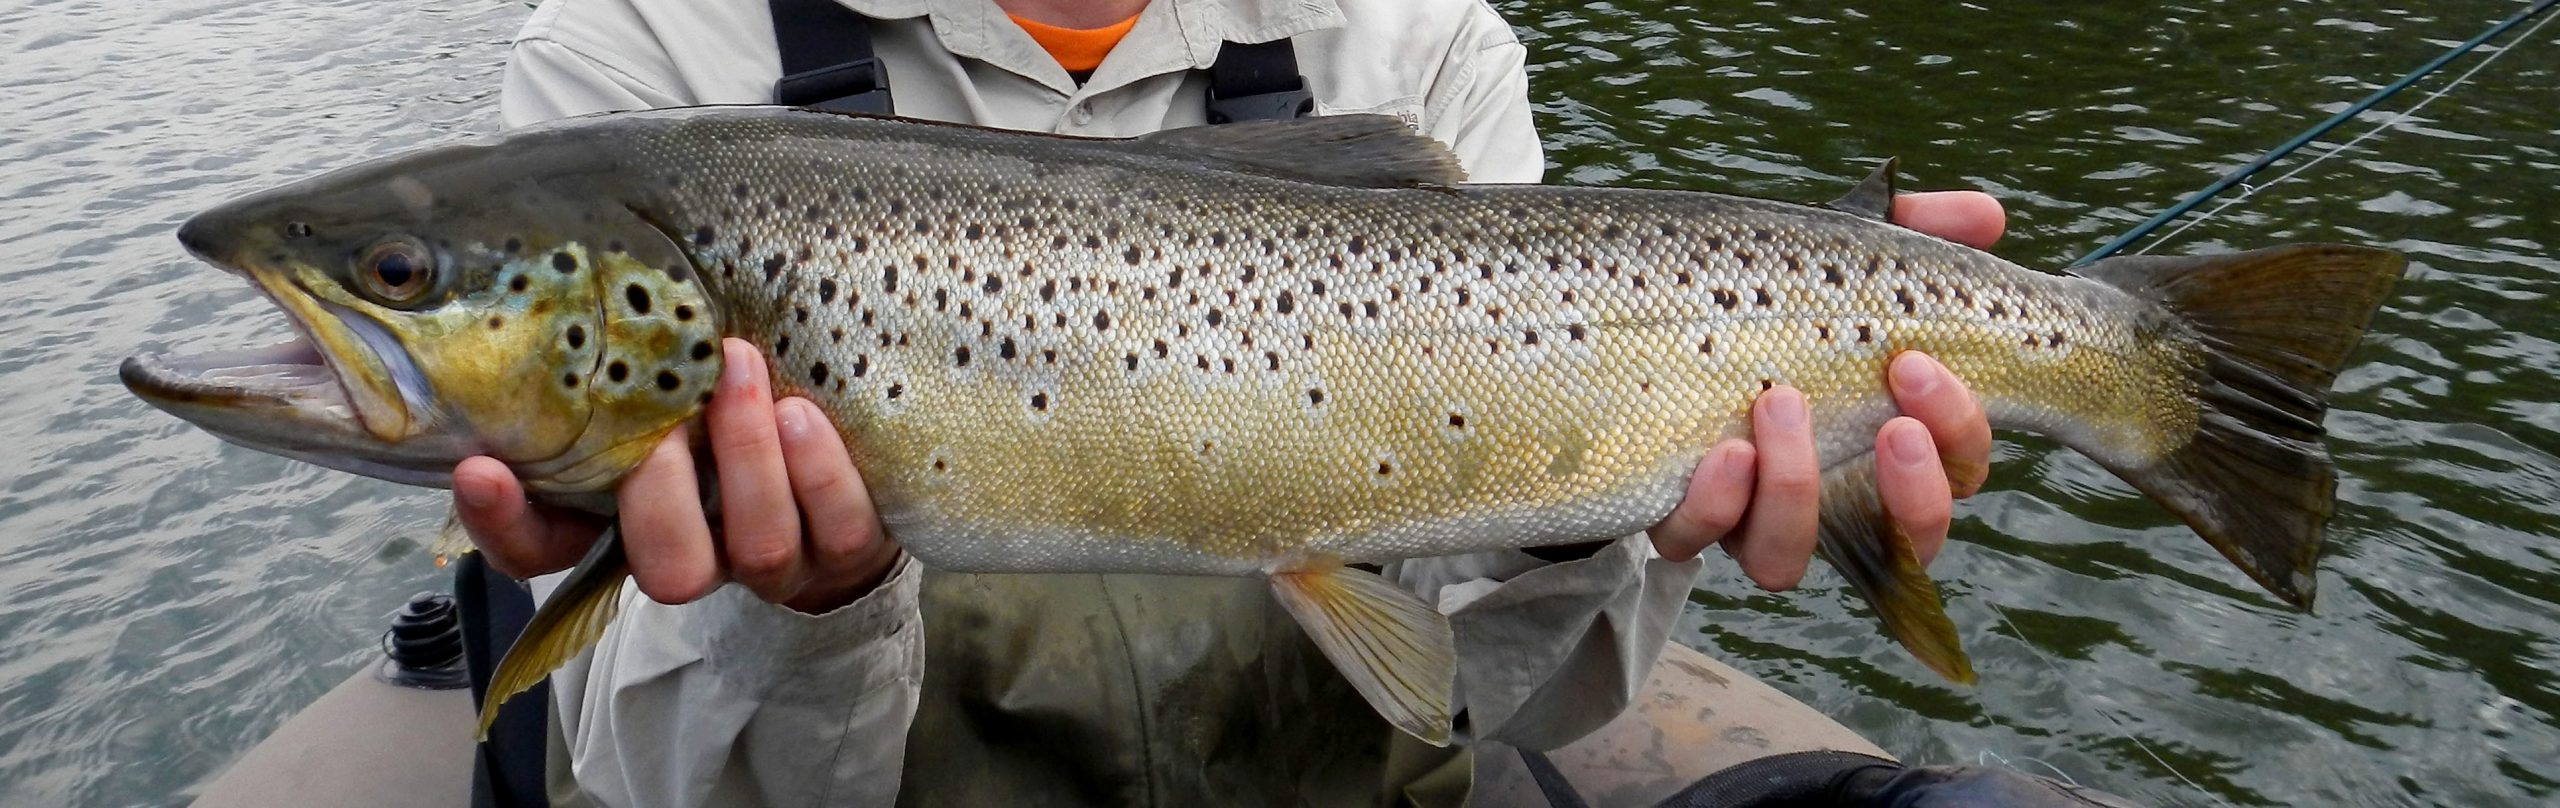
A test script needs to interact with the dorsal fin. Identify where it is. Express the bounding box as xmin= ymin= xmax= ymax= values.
xmin=1137 ymin=115 xmax=1468 ymax=188
xmin=1827 ymin=157 xmax=1900 ymax=220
